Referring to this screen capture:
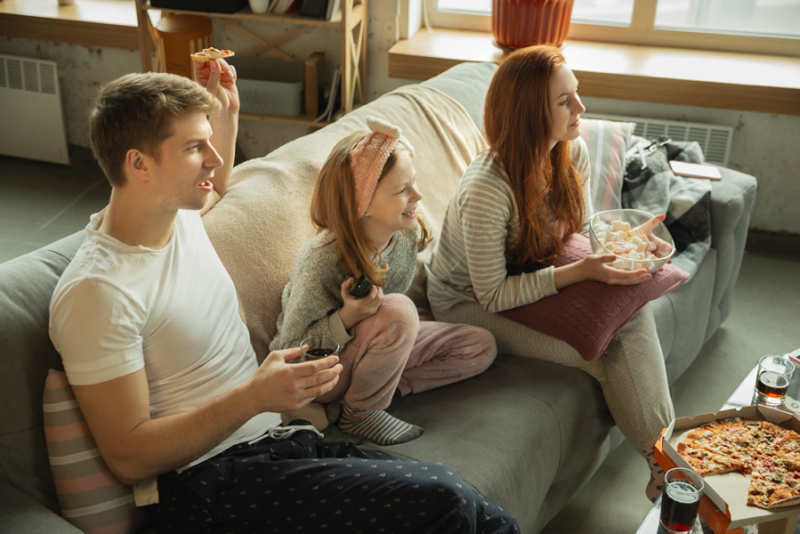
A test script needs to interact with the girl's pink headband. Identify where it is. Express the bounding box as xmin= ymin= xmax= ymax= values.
xmin=351 ymin=116 xmax=415 ymax=218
